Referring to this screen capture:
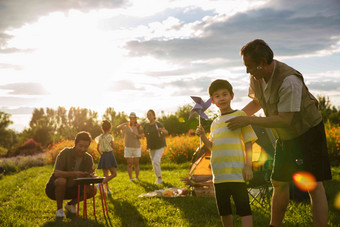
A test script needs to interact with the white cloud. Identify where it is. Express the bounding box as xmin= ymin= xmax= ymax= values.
xmin=0 ymin=0 xmax=339 ymax=132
